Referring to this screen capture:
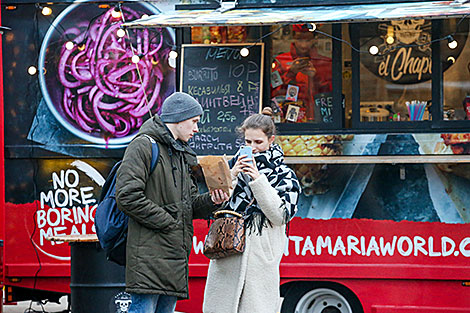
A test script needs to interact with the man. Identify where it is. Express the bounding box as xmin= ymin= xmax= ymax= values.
xmin=116 ymin=92 xmax=228 ymax=313
xmin=272 ymin=24 xmax=332 ymax=122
